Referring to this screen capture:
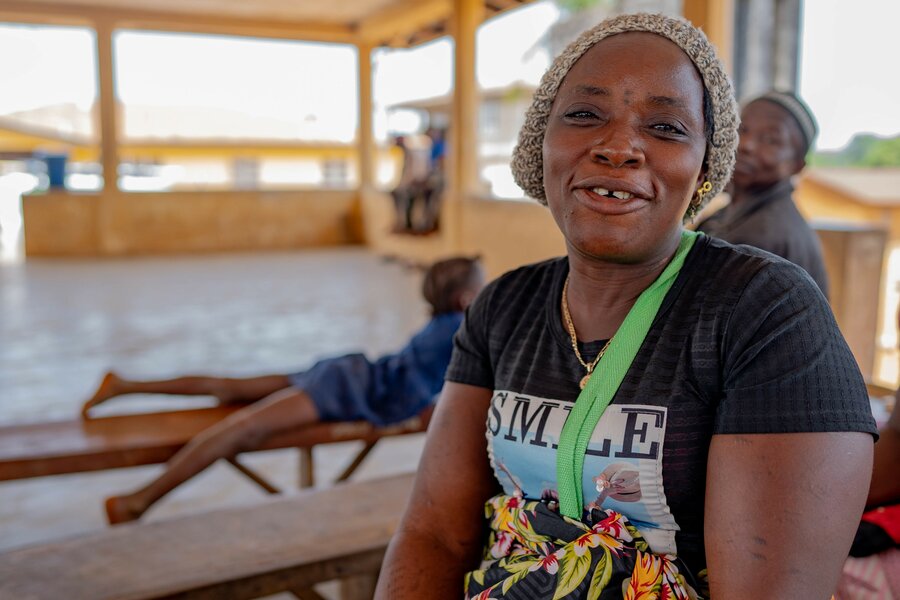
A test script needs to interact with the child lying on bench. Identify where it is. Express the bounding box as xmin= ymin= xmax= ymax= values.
xmin=81 ymin=256 xmax=485 ymax=524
